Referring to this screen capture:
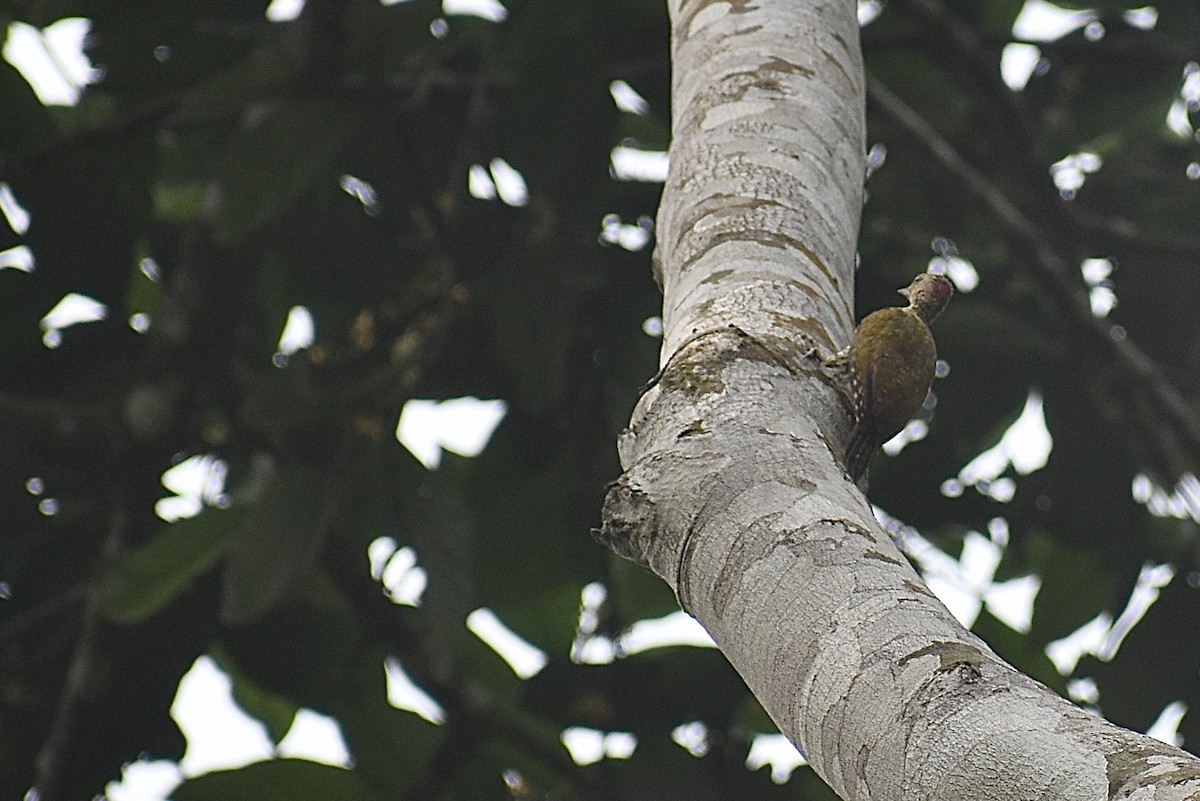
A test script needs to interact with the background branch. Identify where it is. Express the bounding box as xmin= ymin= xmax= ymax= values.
xmin=868 ymin=74 xmax=1200 ymax=481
